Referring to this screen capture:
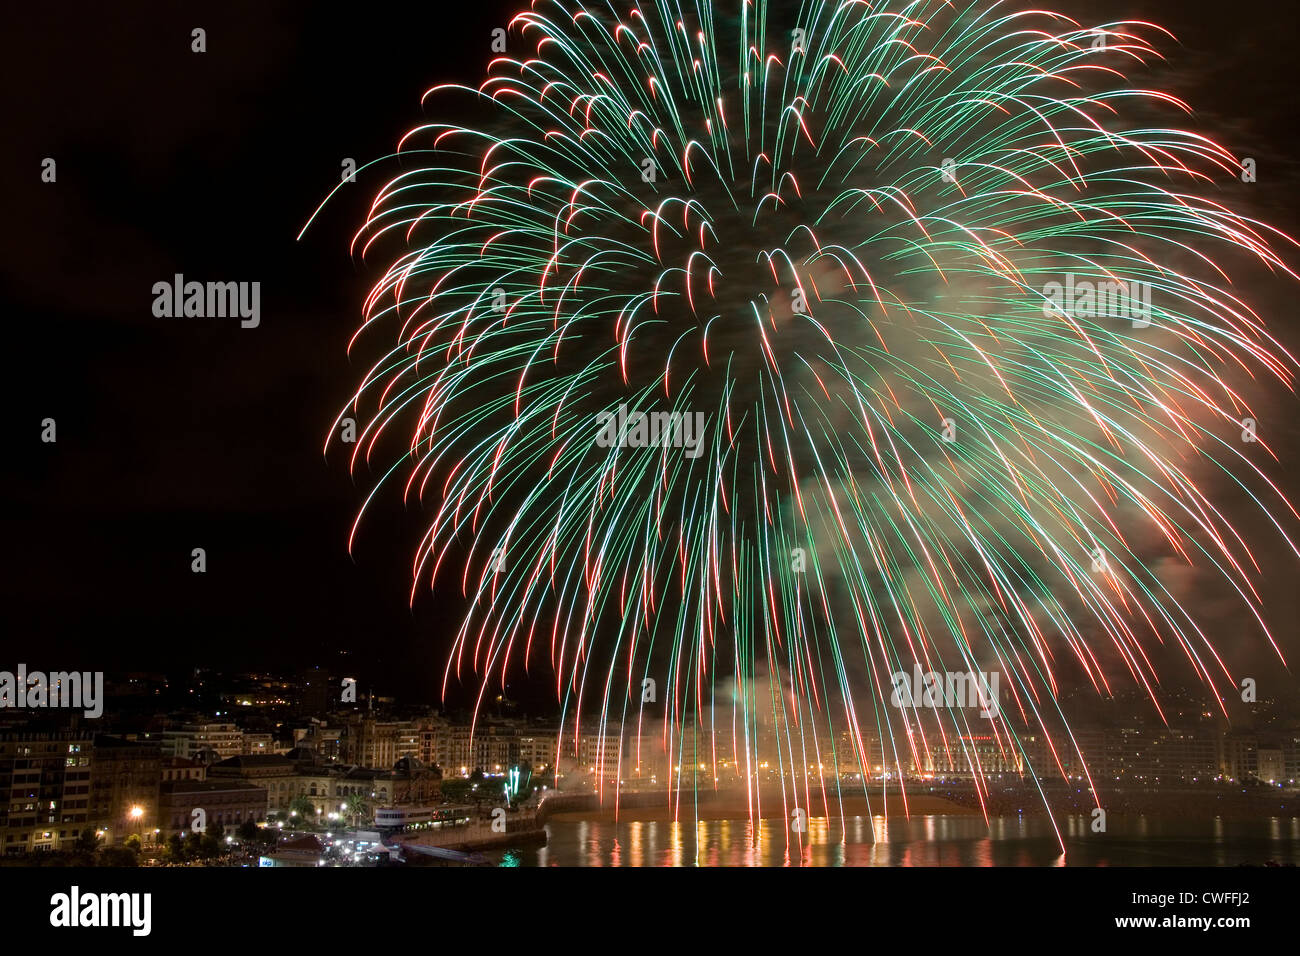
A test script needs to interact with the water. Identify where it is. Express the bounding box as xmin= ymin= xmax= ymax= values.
xmin=493 ymin=814 xmax=1300 ymax=866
